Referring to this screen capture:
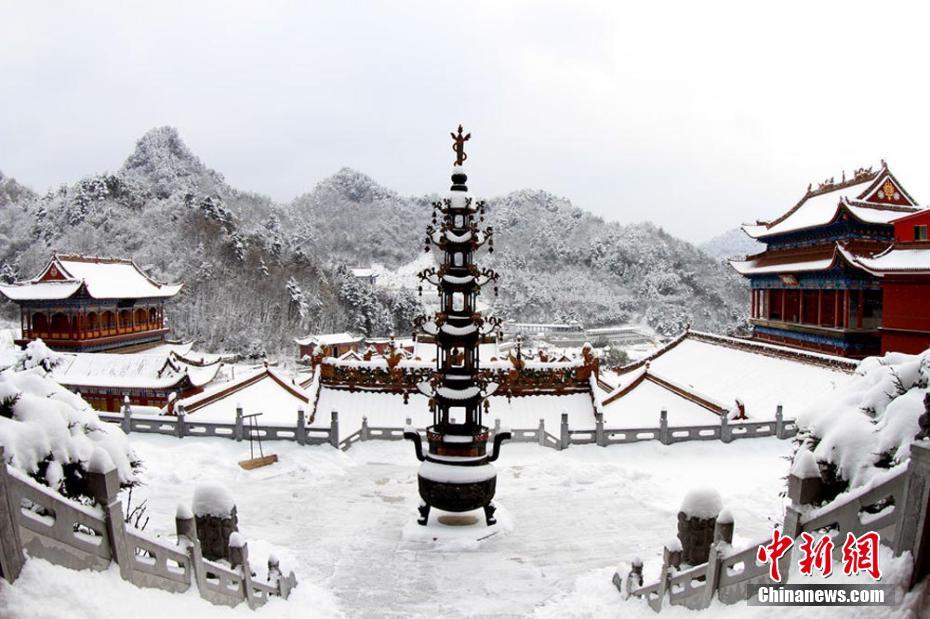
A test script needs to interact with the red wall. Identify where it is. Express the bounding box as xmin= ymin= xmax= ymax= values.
xmin=881 ymin=279 xmax=930 ymax=354
xmin=893 ymin=211 xmax=930 ymax=242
